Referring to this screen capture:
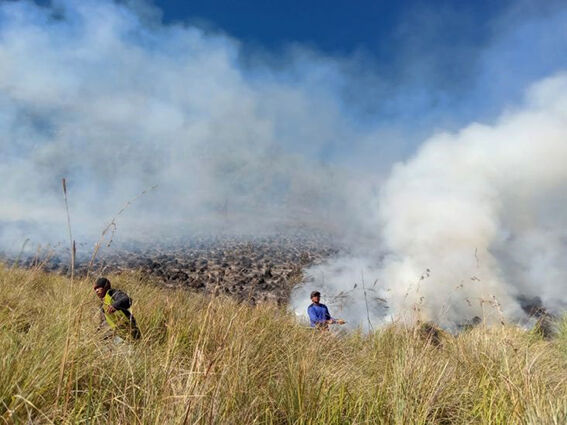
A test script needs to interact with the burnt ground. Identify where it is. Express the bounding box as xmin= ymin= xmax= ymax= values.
xmin=3 ymin=234 xmax=555 ymax=332
xmin=3 ymin=234 xmax=338 ymax=305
